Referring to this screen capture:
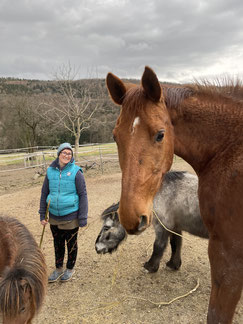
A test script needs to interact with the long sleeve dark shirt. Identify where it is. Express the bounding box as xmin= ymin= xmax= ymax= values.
xmin=39 ymin=158 xmax=88 ymax=227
